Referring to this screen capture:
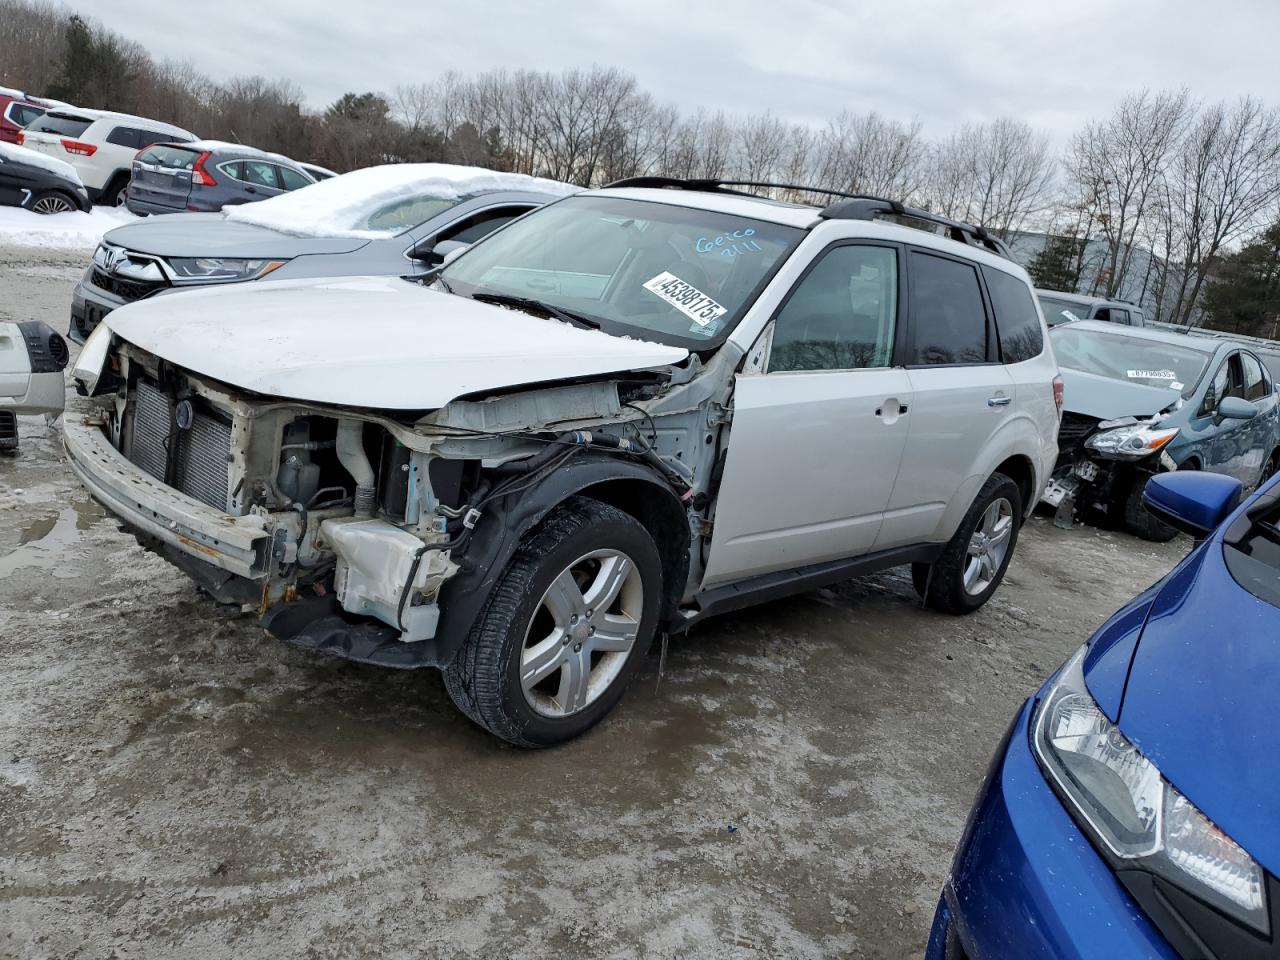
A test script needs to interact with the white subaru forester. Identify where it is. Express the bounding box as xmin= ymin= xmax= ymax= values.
xmin=66 ymin=178 xmax=1061 ymax=746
